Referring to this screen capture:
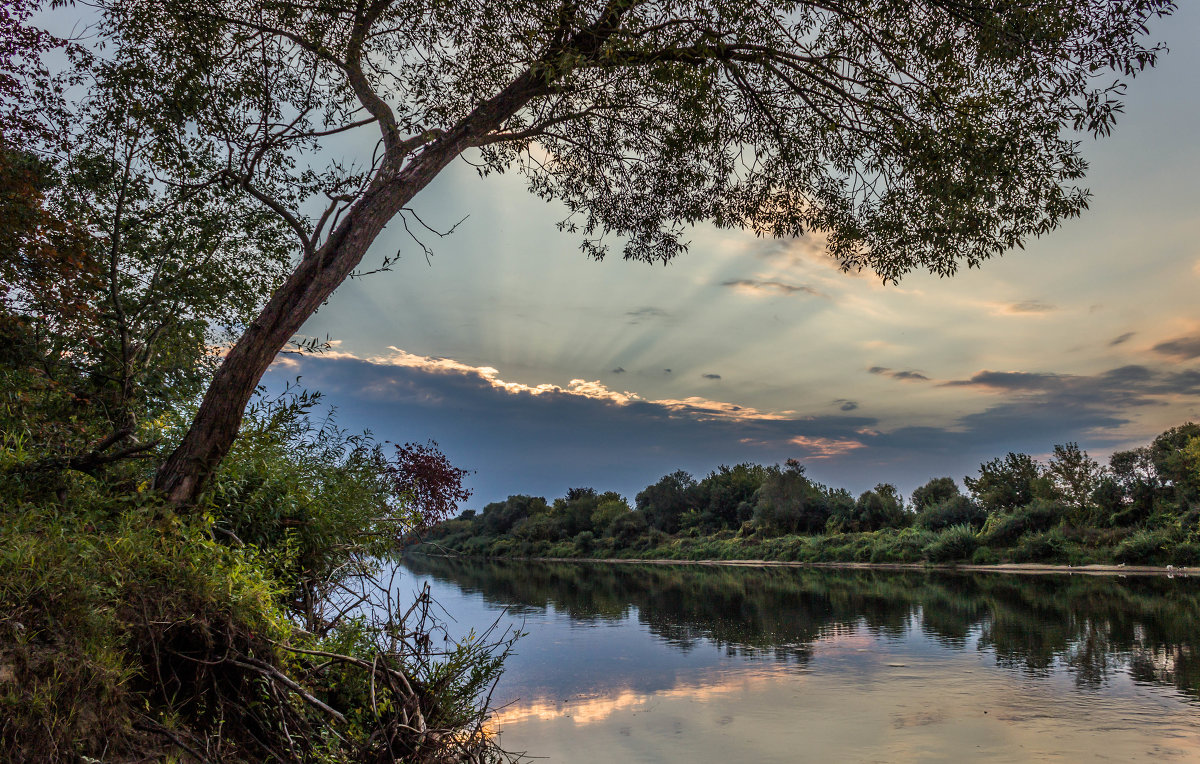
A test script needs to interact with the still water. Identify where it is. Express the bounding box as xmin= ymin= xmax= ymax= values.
xmin=397 ymin=556 xmax=1200 ymax=762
